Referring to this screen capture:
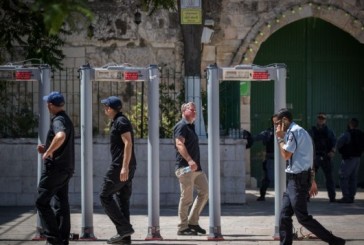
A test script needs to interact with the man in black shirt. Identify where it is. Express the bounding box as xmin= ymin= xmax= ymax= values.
xmin=173 ymin=102 xmax=208 ymax=236
xmin=100 ymin=96 xmax=137 ymax=244
xmin=255 ymin=114 xmax=277 ymax=201
xmin=309 ymin=112 xmax=337 ymax=202
xmin=36 ymin=91 xmax=75 ymax=245
xmin=336 ymin=118 xmax=364 ymax=203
